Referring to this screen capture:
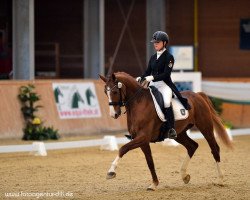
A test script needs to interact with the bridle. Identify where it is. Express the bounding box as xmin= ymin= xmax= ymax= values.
xmin=106 ymin=82 xmax=144 ymax=108
xmin=106 ymin=84 xmax=126 ymax=107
